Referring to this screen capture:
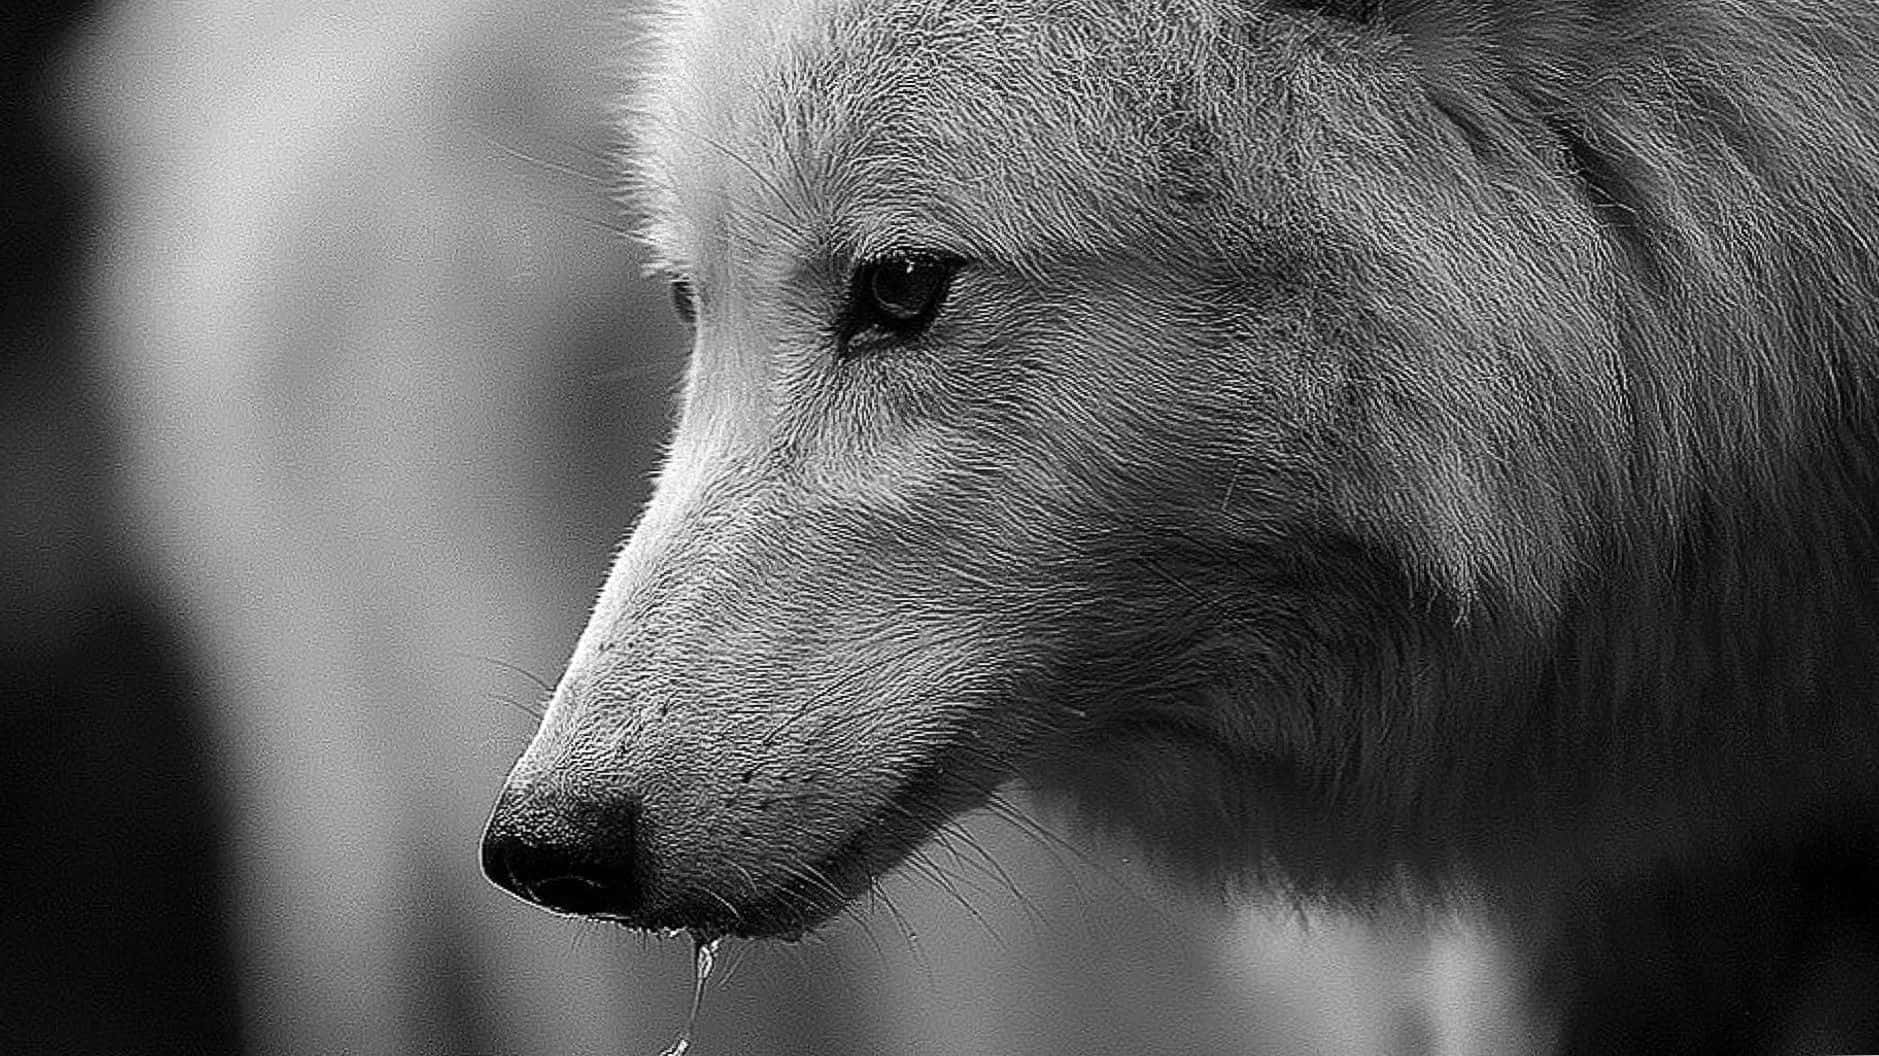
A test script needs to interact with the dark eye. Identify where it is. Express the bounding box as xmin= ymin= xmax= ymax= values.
xmin=846 ymin=254 xmax=962 ymax=340
xmin=670 ymin=278 xmax=697 ymax=326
